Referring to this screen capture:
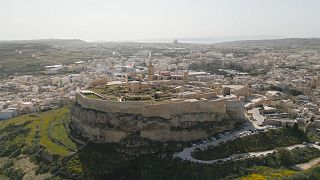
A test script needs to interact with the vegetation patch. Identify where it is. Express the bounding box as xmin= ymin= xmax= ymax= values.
xmin=286 ymin=165 xmax=320 ymax=179
xmin=85 ymin=93 xmax=102 ymax=99
xmin=241 ymin=166 xmax=297 ymax=180
xmin=0 ymin=107 xmax=77 ymax=179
